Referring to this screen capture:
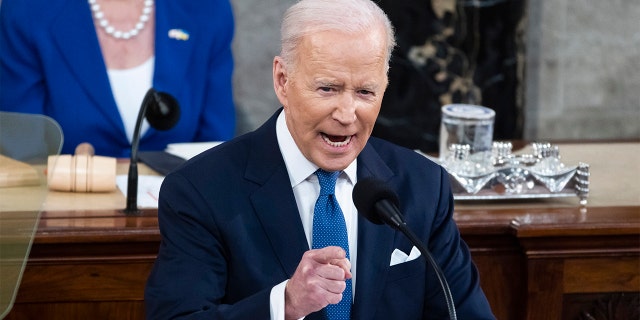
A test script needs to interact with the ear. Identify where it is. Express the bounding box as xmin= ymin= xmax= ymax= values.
xmin=272 ymin=56 xmax=289 ymax=108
